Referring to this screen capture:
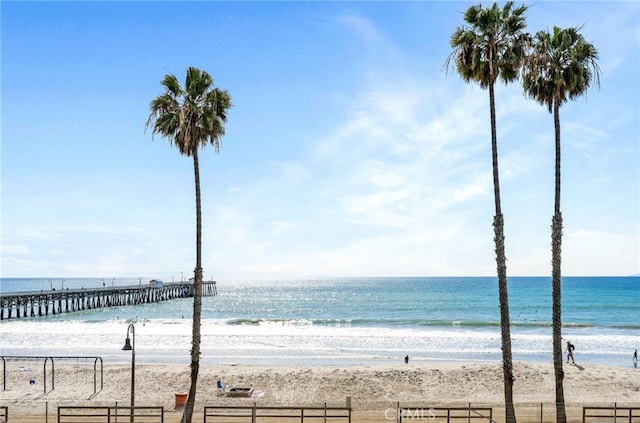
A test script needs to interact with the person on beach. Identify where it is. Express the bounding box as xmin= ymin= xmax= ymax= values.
xmin=404 ymin=355 xmax=409 ymax=364
xmin=634 ymin=349 xmax=638 ymax=362
xmin=566 ymin=341 xmax=575 ymax=364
